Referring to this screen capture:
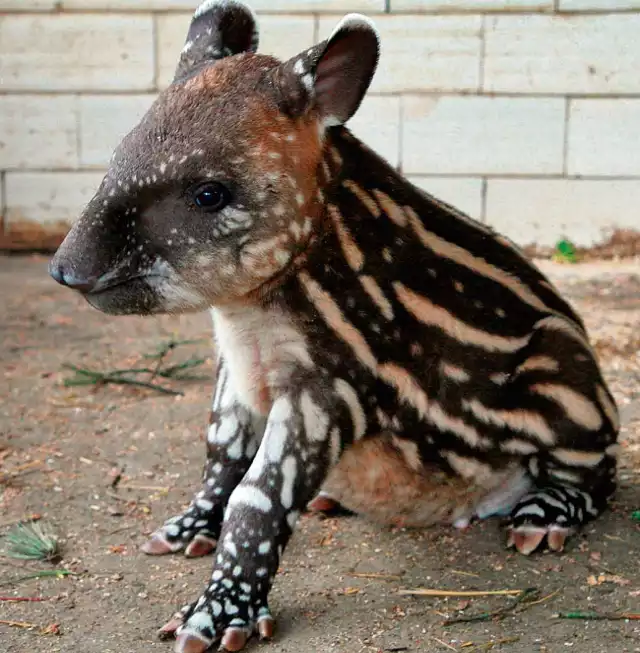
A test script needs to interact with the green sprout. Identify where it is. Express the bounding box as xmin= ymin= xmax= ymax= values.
xmin=4 ymin=522 xmax=61 ymax=563
xmin=553 ymin=239 xmax=578 ymax=264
